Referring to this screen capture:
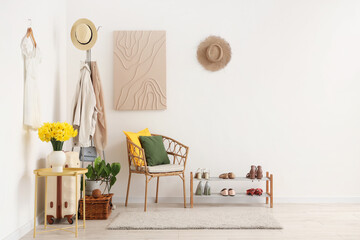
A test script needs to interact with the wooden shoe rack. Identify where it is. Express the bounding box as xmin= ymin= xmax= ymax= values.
xmin=190 ymin=171 xmax=273 ymax=208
